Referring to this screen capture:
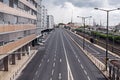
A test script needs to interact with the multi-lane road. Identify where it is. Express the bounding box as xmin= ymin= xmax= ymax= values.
xmin=17 ymin=28 xmax=107 ymax=80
